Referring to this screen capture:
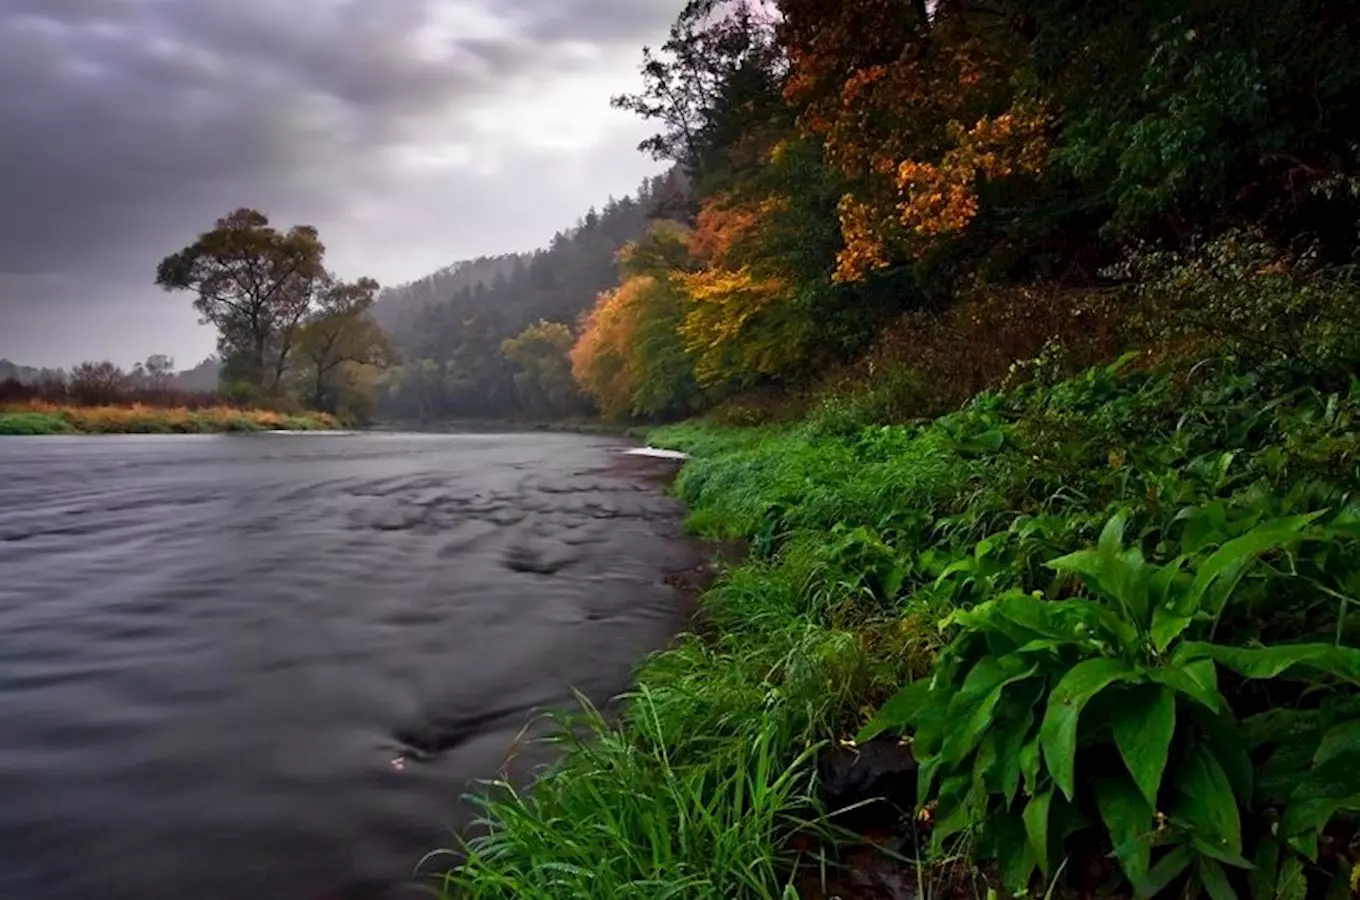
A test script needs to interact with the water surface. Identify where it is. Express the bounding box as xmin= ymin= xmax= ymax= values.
xmin=0 ymin=432 xmax=697 ymax=900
